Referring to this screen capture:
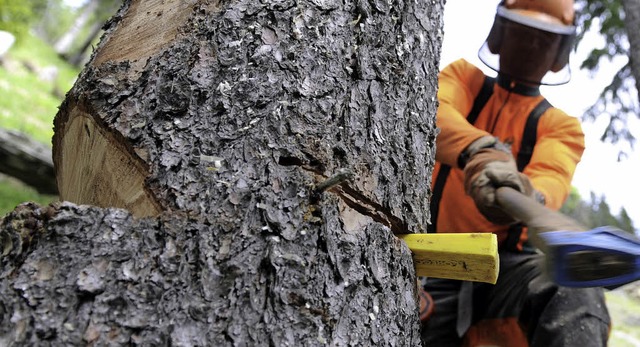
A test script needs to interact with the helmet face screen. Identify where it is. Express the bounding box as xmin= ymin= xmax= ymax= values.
xmin=498 ymin=21 xmax=563 ymax=83
xmin=478 ymin=6 xmax=577 ymax=85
